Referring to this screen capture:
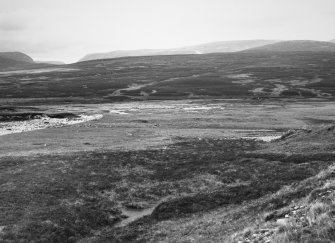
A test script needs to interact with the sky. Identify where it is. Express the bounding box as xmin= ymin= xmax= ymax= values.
xmin=0 ymin=0 xmax=335 ymax=63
